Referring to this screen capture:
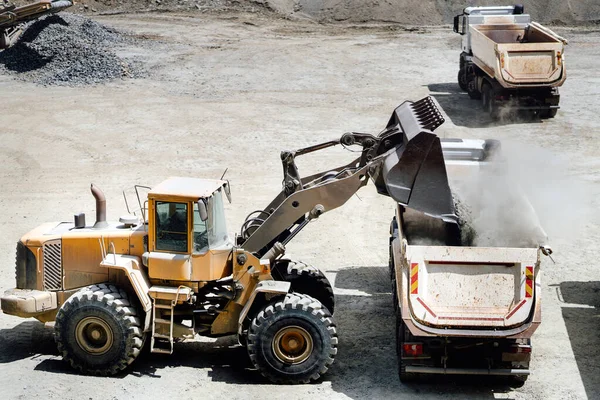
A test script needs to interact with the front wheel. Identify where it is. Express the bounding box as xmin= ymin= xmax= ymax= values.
xmin=247 ymin=293 xmax=338 ymax=384
xmin=54 ymin=284 xmax=144 ymax=375
xmin=272 ymin=260 xmax=335 ymax=314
